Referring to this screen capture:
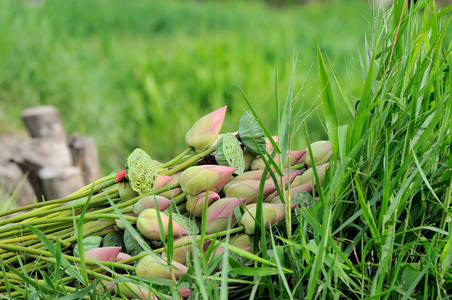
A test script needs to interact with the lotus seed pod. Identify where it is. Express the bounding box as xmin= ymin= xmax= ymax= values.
xmin=223 ymin=180 xmax=276 ymax=204
xmin=291 ymin=162 xmax=330 ymax=186
xmin=241 ymin=203 xmax=296 ymax=235
xmin=178 ymin=165 xmax=237 ymax=196
xmin=205 ymin=197 xmax=246 ymax=234
xmin=185 ymin=106 xmax=227 ymax=151
xmin=137 ymin=208 xmax=187 ymax=240
xmin=303 ymin=141 xmax=332 ymax=168
xmin=186 ymin=191 xmax=220 ymax=217
xmin=215 ymin=132 xmax=245 ymax=175
xmin=133 ymin=195 xmax=172 ymax=216
xmin=118 ymin=181 xmax=139 ymax=201
xmin=125 ymin=148 xmax=158 ymax=196
xmin=136 ymin=255 xmax=188 ymax=280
